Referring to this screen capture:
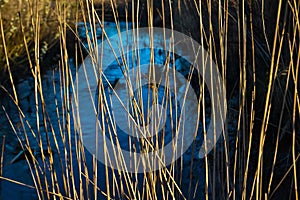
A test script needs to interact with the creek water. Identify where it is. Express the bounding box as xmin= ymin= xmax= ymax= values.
xmin=0 ymin=21 xmax=238 ymax=199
